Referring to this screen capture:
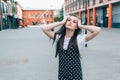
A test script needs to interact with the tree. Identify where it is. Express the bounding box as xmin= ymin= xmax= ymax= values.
xmin=59 ymin=6 xmax=64 ymax=21
xmin=54 ymin=6 xmax=64 ymax=22
xmin=54 ymin=16 xmax=60 ymax=22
